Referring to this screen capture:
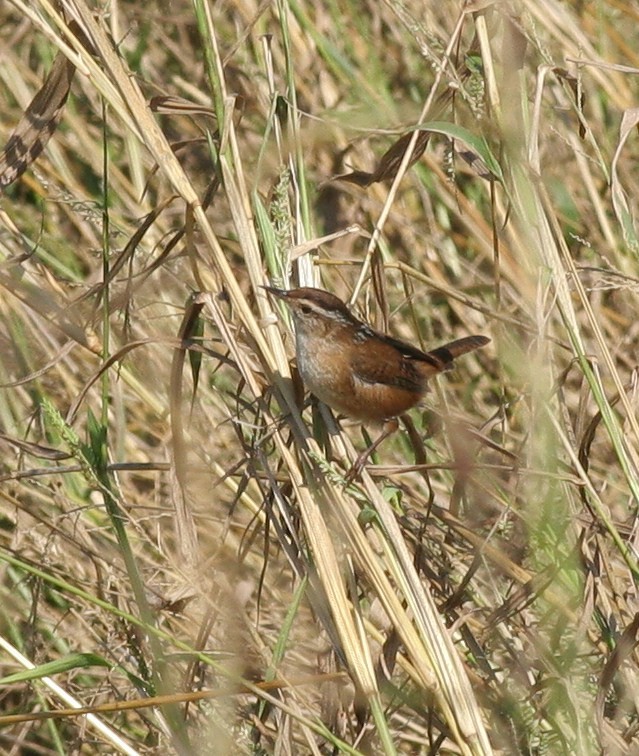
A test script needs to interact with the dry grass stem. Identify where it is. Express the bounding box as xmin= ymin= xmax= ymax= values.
xmin=1 ymin=1 xmax=638 ymax=754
